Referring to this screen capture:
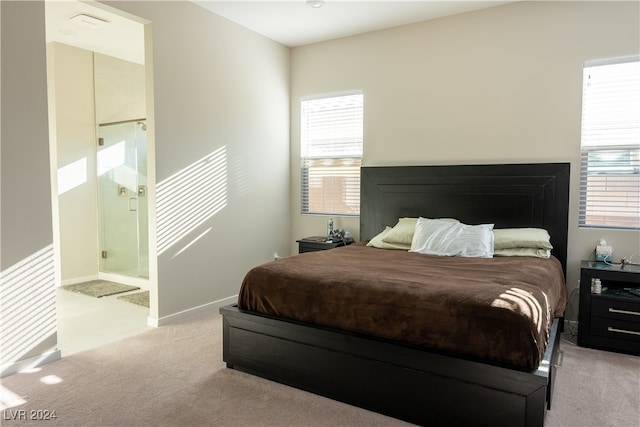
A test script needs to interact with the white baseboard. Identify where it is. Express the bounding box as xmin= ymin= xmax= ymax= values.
xmin=147 ymin=295 xmax=237 ymax=327
xmin=1 ymin=349 xmax=62 ymax=378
